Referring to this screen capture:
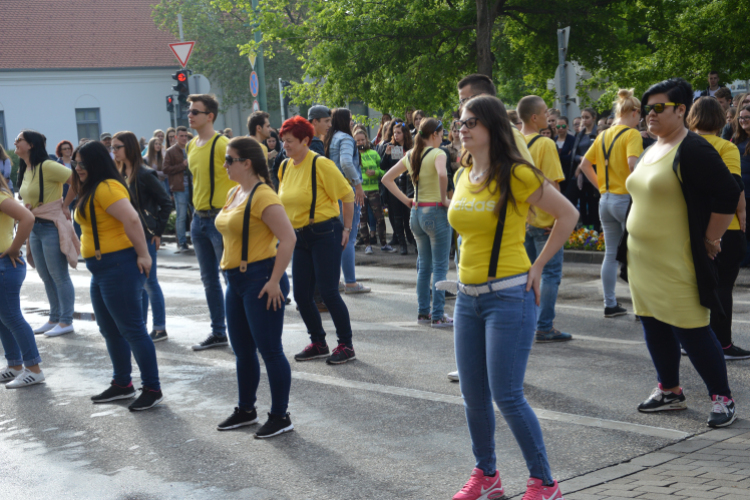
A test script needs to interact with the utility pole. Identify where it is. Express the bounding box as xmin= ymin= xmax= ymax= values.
xmin=557 ymin=27 xmax=570 ymax=118
xmin=251 ymin=0 xmax=267 ymax=111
